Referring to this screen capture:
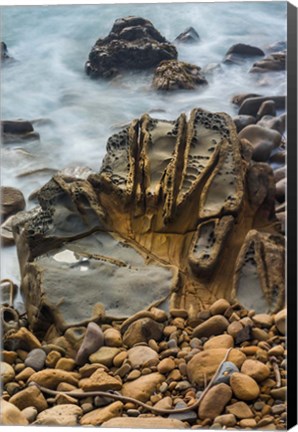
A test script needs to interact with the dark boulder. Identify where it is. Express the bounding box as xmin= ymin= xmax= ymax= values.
xmin=233 ymin=115 xmax=256 ymax=133
xmin=250 ymin=51 xmax=286 ymax=73
xmin=152 ymin=60 xmax=208 ymax=91
xmin=175 ymin=27 xmax=200 ymax=44
xmin=224 ymin=43 xmax=264 ymax=65
xmin=85 ymin=16 xmax=177 ymax=78
xmin=238 ymin=96 xmax=286 ymax=117
xmin=1 ymin=120 xmax=40 ymax=144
